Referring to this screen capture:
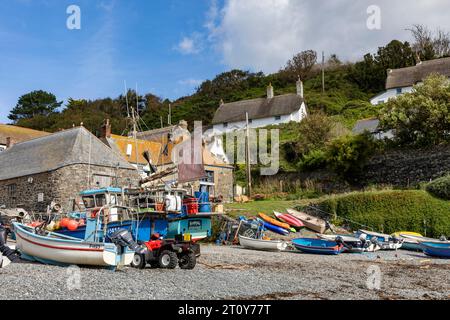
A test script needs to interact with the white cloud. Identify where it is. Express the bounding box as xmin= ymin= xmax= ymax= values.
xmin=208 ymin=0 xmax=450 ymax=73
xmin=176 ymin=33 xmax=203 ymax=55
